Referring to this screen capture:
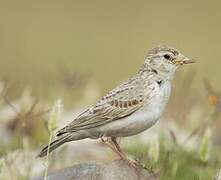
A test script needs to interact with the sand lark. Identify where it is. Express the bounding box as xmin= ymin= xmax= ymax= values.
xmin=38 ymin=46 xmax=195 ymax=159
